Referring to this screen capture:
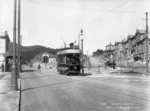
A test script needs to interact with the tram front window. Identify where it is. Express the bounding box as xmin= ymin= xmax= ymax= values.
xmin=66 ymin=54 xmax=80 ymax=64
